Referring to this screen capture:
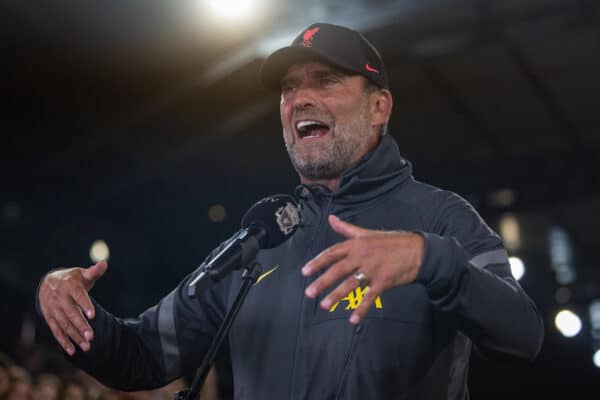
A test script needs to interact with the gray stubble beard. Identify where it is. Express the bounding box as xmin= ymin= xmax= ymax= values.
xmin=283 ymin=100 xmax=372 ymax=181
